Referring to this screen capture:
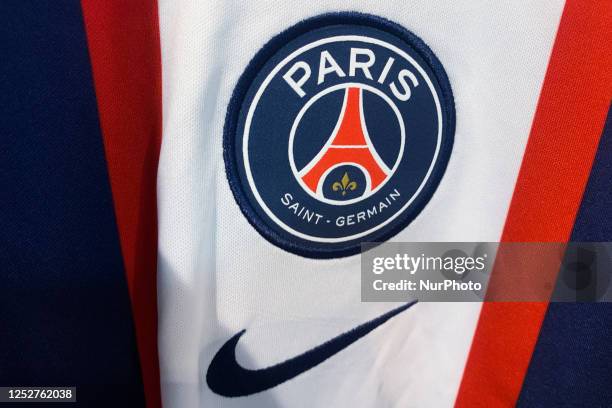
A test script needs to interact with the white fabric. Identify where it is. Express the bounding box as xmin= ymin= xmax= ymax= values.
xmin=156 ymin=1 xmax=564 ymax=407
